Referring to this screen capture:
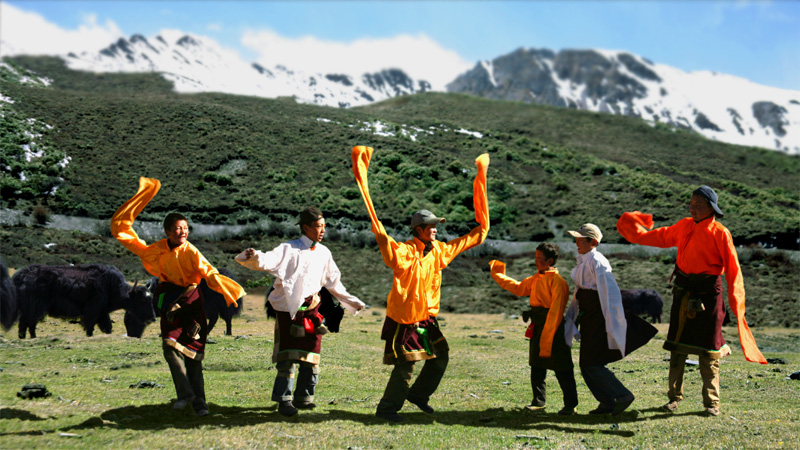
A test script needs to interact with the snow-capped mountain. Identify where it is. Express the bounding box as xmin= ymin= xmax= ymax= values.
xmin=447 ymin=48 xmax=800 ymax=155
xmin=63 ymin=31 xmax=430 ymax=108
xmin=25 ymin=31 xmax=800 ymax=154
